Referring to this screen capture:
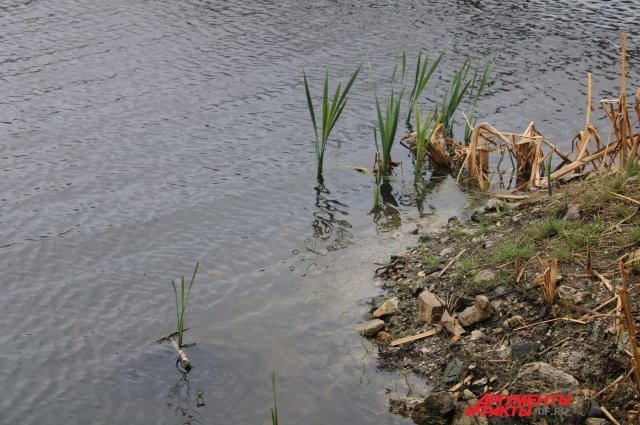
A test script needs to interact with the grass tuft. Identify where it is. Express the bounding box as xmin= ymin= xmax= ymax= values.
xmin=303 ymin=64 xmax=362 ymax=184
xmin=171 ymin=262 xmax=200 ymax=348
xmin=494 ymin=241 xmax=534 ymax=263
xmin=375 ymin=67 xmax=404 ymax=175
xmin=406 ymin=49 xmax=443 ymax=125
xmin=531 ymin=218 xmax=562 ymax=239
